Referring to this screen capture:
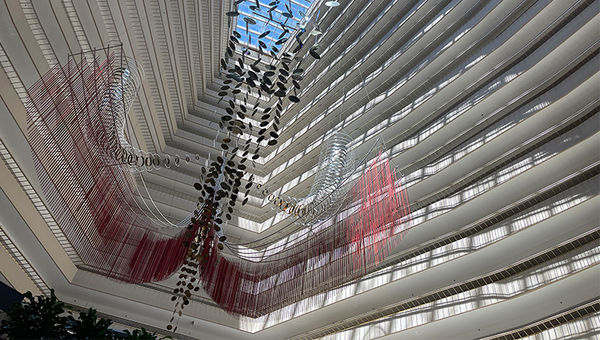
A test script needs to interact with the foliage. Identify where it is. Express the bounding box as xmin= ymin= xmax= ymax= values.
xmin=66 ymin=307 xmax=114 ymax=339
xmin=0 ymin=290 xmax=170 ymax=340
xmin=122 ymin=327 xmax=171 ymax=340
xmin=0 ymin=289 xmax=69 ymax=339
